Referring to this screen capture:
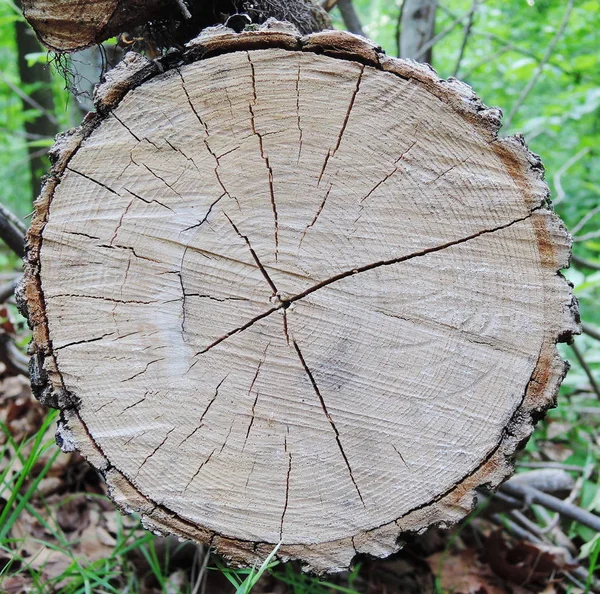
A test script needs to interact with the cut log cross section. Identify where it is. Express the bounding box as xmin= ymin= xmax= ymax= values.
xmin=23 ymin=28 xmax=578 ymax=572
